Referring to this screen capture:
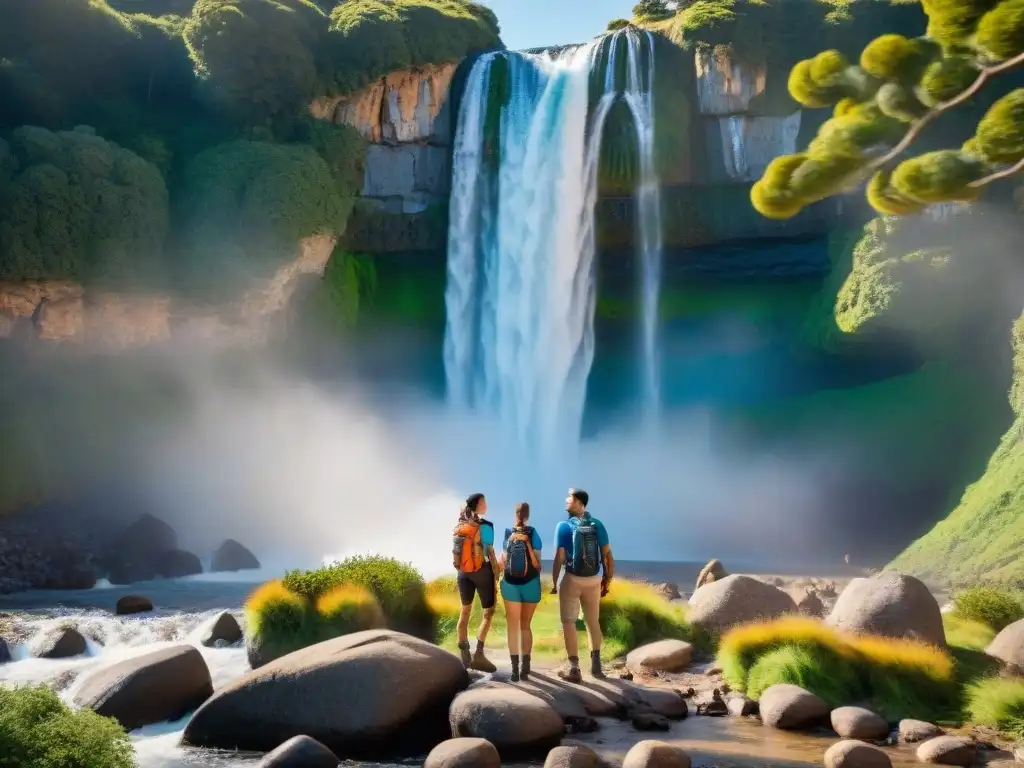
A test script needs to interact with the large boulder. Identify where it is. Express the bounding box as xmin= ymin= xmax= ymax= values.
xmin=543 ymin=745 xmax=605 ymax=768
xmin=471 ymin=678 xmax=595 ymax=732
xmin=626 ymin=640 xmax=693 ymax=674
xmin=155 ymin=549 xmax=203 ymax=579
xmin=199 ymin=611 xmax=243 ymax=647
xmin=425 ymin=738 xmax=501 ymax=768
xmin=115 ymin=595 xmax=153 ymax=615
xmin=830 ymin=707 xmax=889 ymax=740
xmin=694 ymin=559 xmax=727 ymax=591
xmin=824 ymin=740 xmax=892 ymax=768
xmin=182 ymin=629 xmax=468 ymax=757
xmin=797 ymin=590 xmax=825 ymax=618
xmin=259 ymin=735 xmax=338 ymax=768
xmin=623 ymin=740 xmax=692 ymax=768
xmin=915 ymin=735 xmax=976 ymax=766
xmin=33 ymin=627 xmax=87 ymax=659
xmin=449 ymin=685 xmax=563 ymax=758
xmin=758 ymin=684 xmax=829 ymax=730
xmin=105 ymin=513 xmax=177 ymax=584
xmin=212 ymin=539 xmax=261 ymax=572
xmin=688 ymin=575 xmax=797 ymax=632
xmin=73 ymin=645 xmax=213 ymax=731
xmin=39 ymin=543 xmax=97 ymax=590
xmin=826 ymin=572 xmax=945 ymax=647
xmin=986 ymin=618 xmax=1024 ymax=669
